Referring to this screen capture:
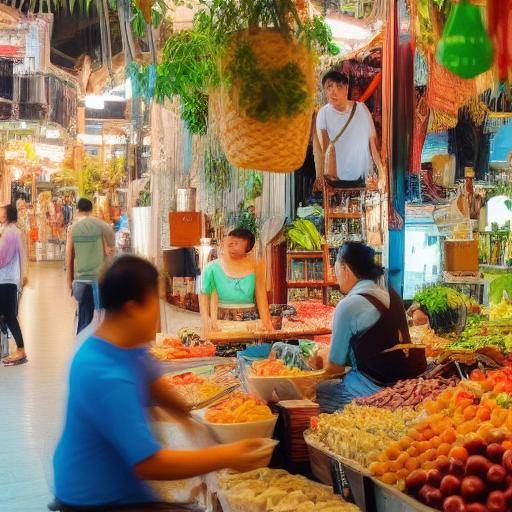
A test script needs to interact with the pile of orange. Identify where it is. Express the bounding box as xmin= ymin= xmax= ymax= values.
xmin=370 ymin=386 xmax=512 ymax=487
